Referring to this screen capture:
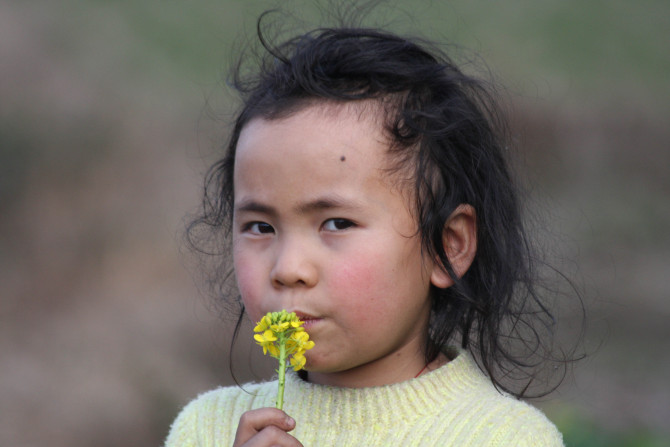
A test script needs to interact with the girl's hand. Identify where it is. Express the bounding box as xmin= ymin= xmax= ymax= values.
xmin=233 ymin=408 xmax=303 ymax=447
